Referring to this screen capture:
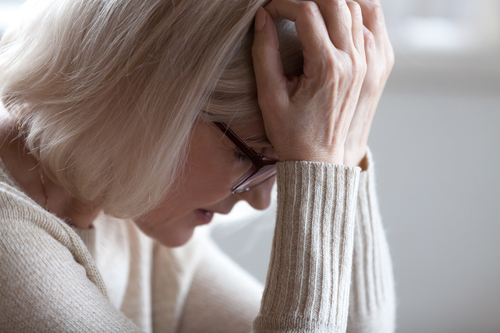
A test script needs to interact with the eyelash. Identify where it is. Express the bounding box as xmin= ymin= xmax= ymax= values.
xmin=234 ymin=150 xmax=250 ymax=163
